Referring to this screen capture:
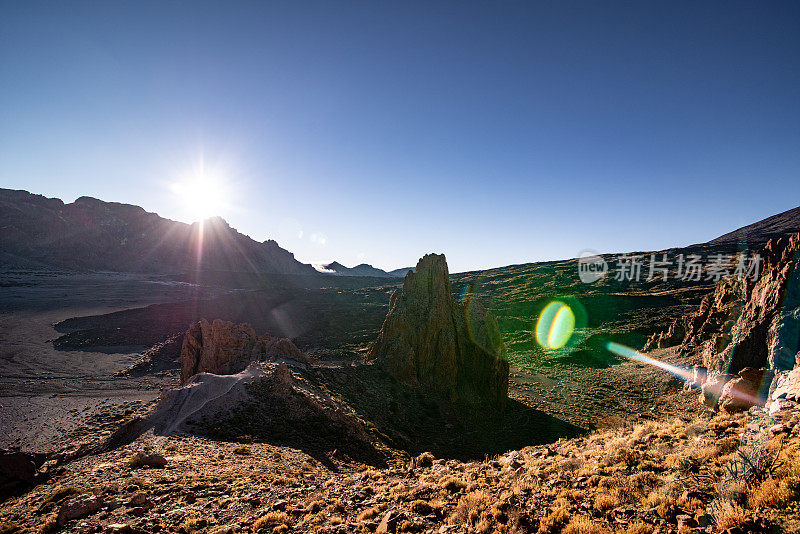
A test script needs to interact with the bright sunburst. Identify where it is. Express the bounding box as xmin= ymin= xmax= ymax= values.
xmin=170 ymin=160 xmax=232 ymax=221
